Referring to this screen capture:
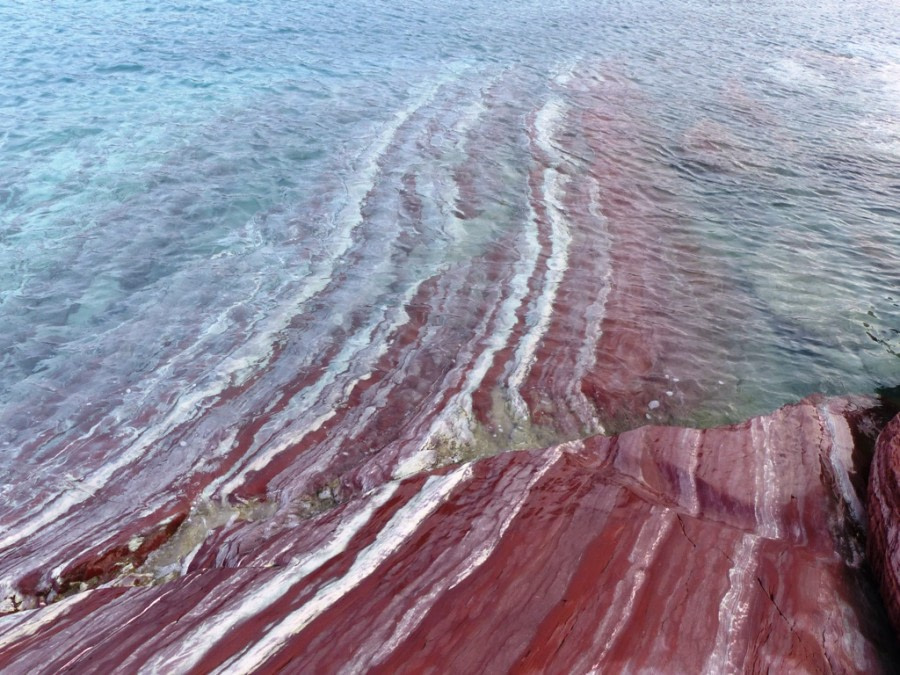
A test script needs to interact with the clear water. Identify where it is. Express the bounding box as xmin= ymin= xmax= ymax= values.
xmin=1 ymin=0 xmax=899 ymax=463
